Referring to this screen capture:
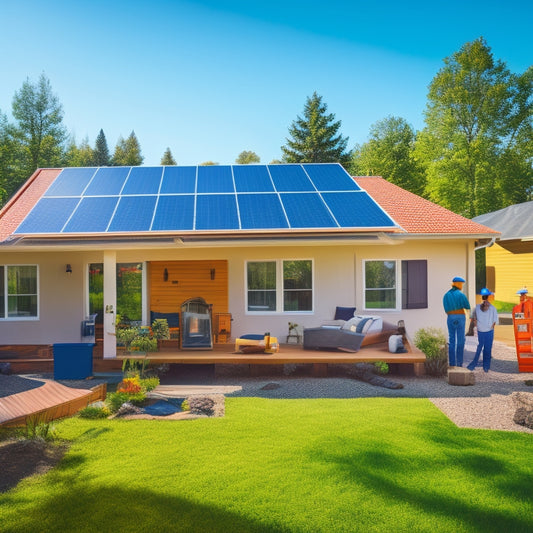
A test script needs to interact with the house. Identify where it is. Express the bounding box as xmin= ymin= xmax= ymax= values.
xmin=0 ymin=164 xmax=498 ymax=366
xmin=474 ymin=201 xmax=533 ymax=304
